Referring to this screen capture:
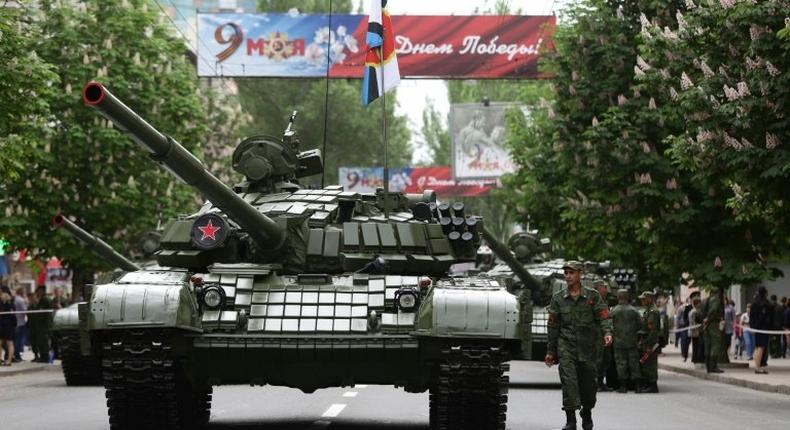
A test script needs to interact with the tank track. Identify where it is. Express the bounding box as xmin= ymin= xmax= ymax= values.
xmin=430 ymin=345 xmax=509 ymax=430
xmin=58 ymin=330 xmax=102 ymax=386
xmin=102 ymin=329 xmax=211 ymax=430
